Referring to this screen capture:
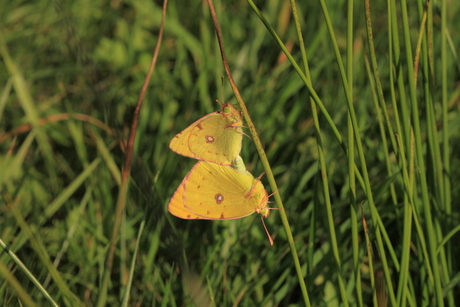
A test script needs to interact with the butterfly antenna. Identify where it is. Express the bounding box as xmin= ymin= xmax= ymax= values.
xmin=260 ymin=215 xmax=274 ymax=246
xmin=215 ymin=99 xmax=224 ymax=108
xmin=236 ymin=125 xmax=262 ymax=140
xmin=237 ymin=128 xmax=251 ymax=140
xmin=256 ymin=172 xmax=266 ymax=181
xmin=267 ymin=189 xmax=279 ymax=199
